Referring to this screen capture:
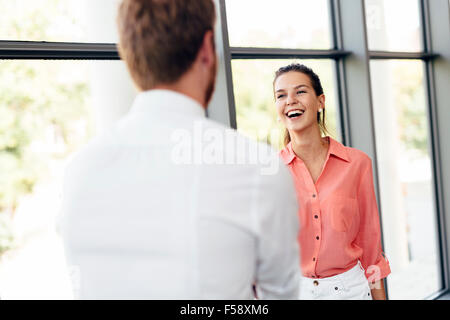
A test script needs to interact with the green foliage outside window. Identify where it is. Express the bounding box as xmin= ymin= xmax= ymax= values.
xmin=394 ymin=63 xmax=428 ymax=155
xmin=0 ymin=0 xmax=92 ymax=256
xmin=0 ymin=61 xmax=91 ymax=217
